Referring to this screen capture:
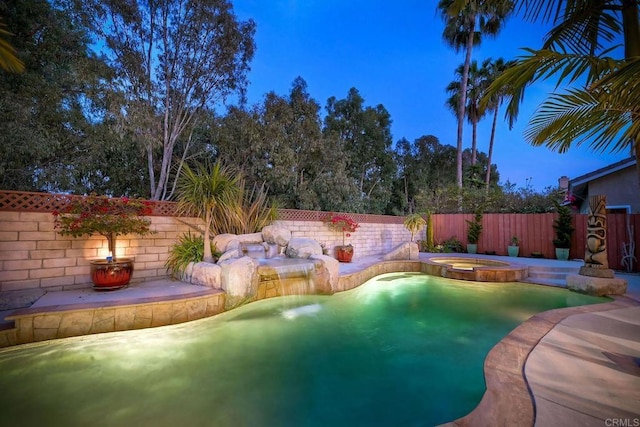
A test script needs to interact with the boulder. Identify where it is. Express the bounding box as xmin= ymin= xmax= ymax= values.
xmin=217 ymin=249 xmax=240 ymax=263
xmin=262 ymin=225 xmax=292 ymax=246
xmin=190 ymin=262 xmax=222 ymax=288
xmin=285 ymin=237 xmax=323 ymax=259
xmin=212 ymin=233 xmax=238 ymax=253
xmin=219 ymin=256 xmax=259 ymax=309
xmin=310 ymin=254 xmax=339 ymax=293
xmin=566 ymin=274 xmax=627 ymax=296
xmin=383 ymin=242 xmax=419 ymax=261
xmin=235 ymin=232 xmax=264 ymax=244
